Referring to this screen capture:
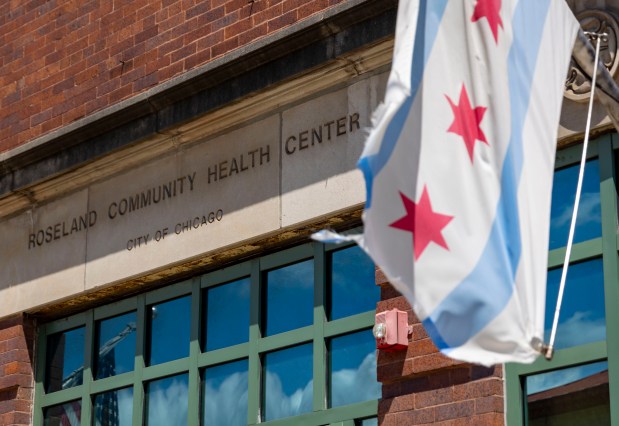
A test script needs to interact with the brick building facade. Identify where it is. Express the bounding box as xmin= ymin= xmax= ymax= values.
xmin=0 ymin=1 xmax=615 ymax=425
